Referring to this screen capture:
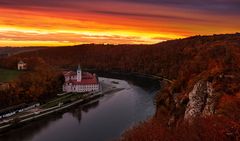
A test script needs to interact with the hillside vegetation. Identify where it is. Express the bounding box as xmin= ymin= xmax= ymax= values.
xmin=0 ymin=68 xmax=21 ymax=82
xmin=0 ymin=33 xmax=240 ymax=140
xmin=0 ymin=61 xmax=63 ymax=108
xmin=0 ymin=47 xmax=44 ymax=56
